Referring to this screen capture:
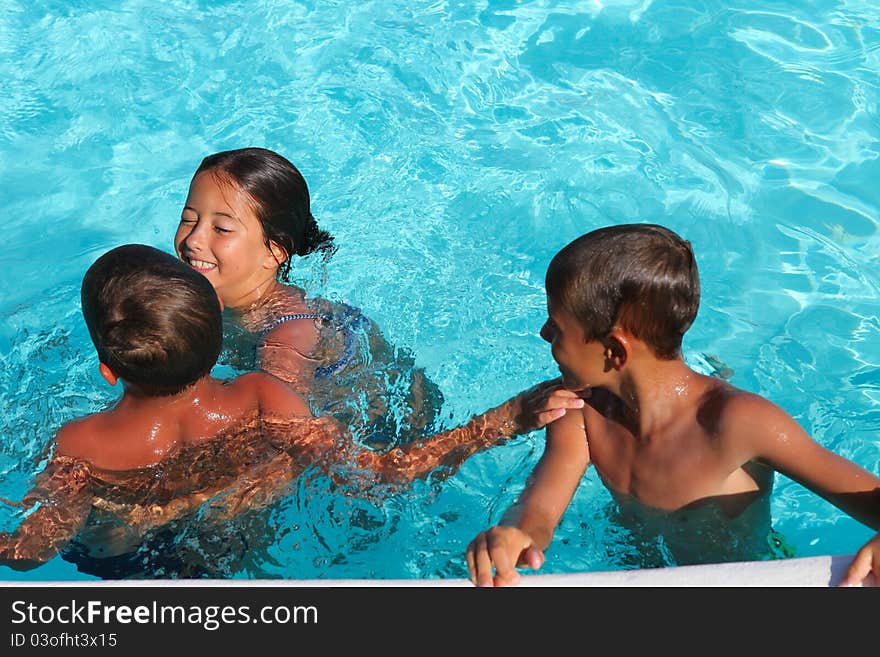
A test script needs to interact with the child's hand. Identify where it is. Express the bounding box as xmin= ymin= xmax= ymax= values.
xmin=839 ymin=532 xmax=880 ymax=587
xmin=512 ymin=378 xmax=585 ymax=432
xmin=465 ymin=525 xmax=545 ymax=587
